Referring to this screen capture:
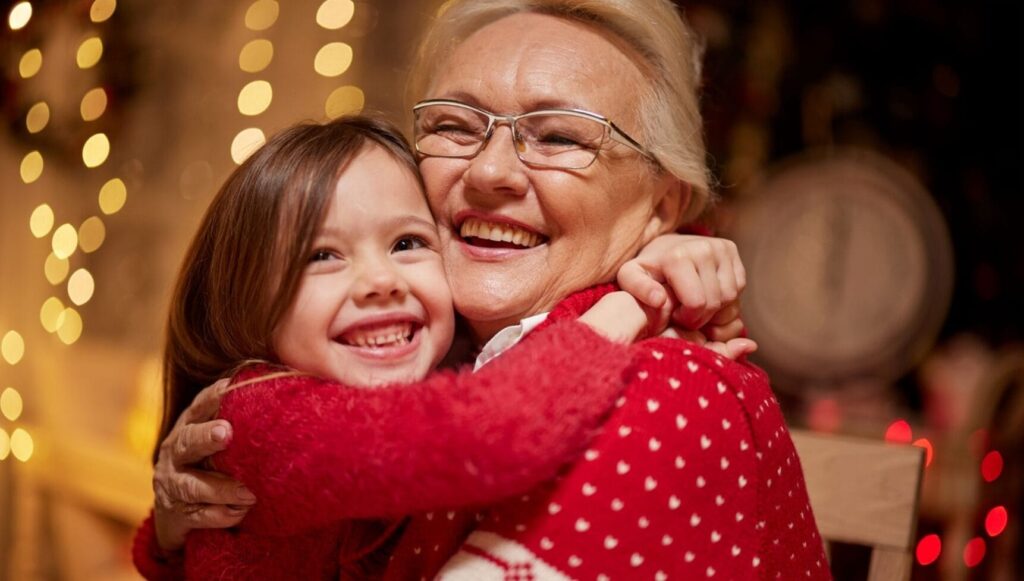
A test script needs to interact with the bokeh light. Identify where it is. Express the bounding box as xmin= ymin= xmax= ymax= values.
xmin=915 ymin=534 xmax=941 ymax=566
xmin=0 ymin=429 xmax=8 ymax=460
xmin=40 ymin=297 xmax=65 ymax=333
xmin=239 ymin=39 xmax=274 ymax=73
xmin=884 ymin=419 xmax=913 ymax=444
xmin=1 ymin=388 xmax=23 ymax=422
xmin=912 ymin=438 xmax=934 ymax=467
xmin=44 ymin=253 xmax=70 ymax=285
xmin=56 ymin=308 xmax=83 ymax=345
xmin=80 ymin=88 xmax=108 ymax=121
xmin=2 ymin=331 xmax=25 ymax=365
xmin=76 ymin=37 xmax=104 ymax=69
xmin=78 ymin=216 xmax=106 ymax=253
xmin=314 ymin=42 xmax=353 ymax=77
xmin=99 ymin=177 xmax=127 ymax=214
xmin=245 ymin=0 xmax=278 ymax=31
xmin=324 ymin=86 xmax=365 ymax=119
xmin=52 ymin=224 xmax=79 ymax=260
xmin=20 ymin=151 xmax=43 ymax=184
xmin=237 ymin=80 xmax=273 ymax=116
xmin=317 ymin=0 xmax=355 ymax=30
xmin=8 ymin=2 xmax=32 ymax=30
xmin=985 ymin=506 xmax=1007 ymax=537
xmin=19 ymin=48 xmax=42 ymax=78
xmin=82 ymin=133 xmax=110 ymax=168
xmin=963 ymin=537 xmax=986 ymax=567
xmin=90 ymin=0 xmax=116 ymax=23
xmin=981 ymin=450 xmax=1003 ymax=482
xmin=26 ymin=101 xmax=50 ymax=133
xmin=68 ymin=269 xmax=96 ymax=306
xmin=10 ymin=428 xmax=33 ymax=462
xmin=29 ymin=204 xmax=54 ymax=238
xmin=231 ymin=128 xmax=266 ymax=164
